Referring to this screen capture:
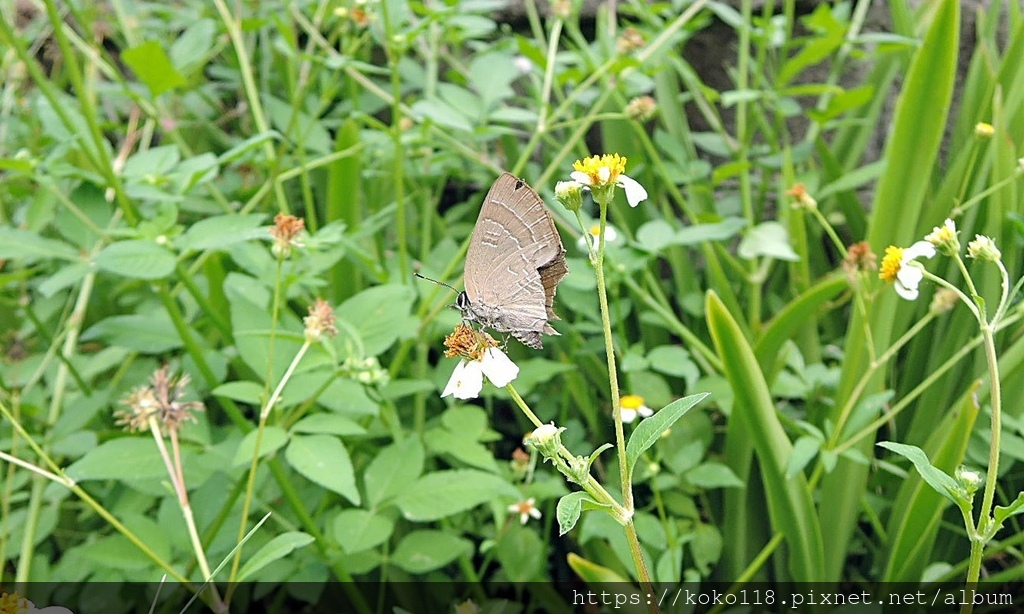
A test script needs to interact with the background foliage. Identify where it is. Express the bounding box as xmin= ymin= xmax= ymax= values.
xmin=2 ymin=0 xmax=1024 ymax=610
